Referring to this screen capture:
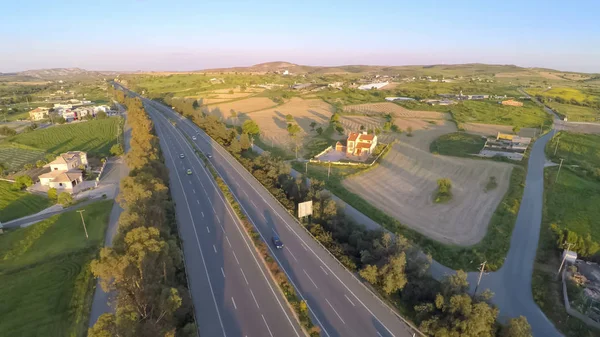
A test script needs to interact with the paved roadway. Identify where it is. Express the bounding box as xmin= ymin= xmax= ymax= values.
xmin=144 ymin=101 xmax=303 ymax=337
xmin=128 ymin=87 xmax=419 ymax=337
